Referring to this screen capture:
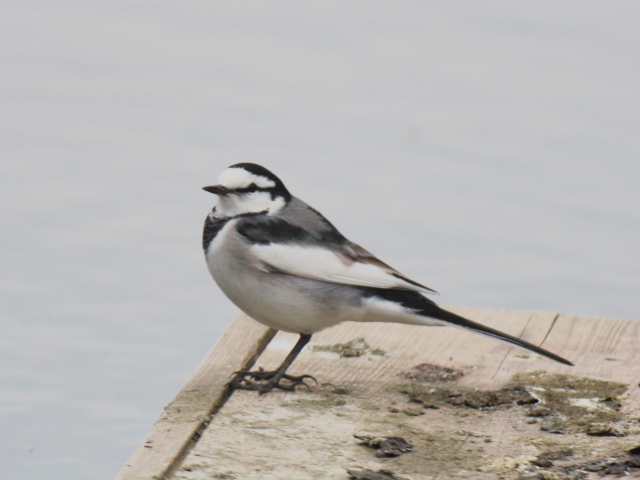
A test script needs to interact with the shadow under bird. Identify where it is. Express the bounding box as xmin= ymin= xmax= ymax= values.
xmin=202 ymin=163 xmax=573 ymax=394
